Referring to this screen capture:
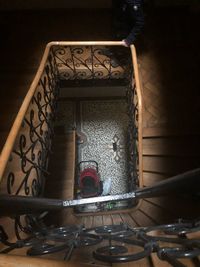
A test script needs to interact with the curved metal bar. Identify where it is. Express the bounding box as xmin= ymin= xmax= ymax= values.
xmin=93 ymin=242 xmax=152 ymax=263
xmin=1 ymin=220 xmax=200 ymax=264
